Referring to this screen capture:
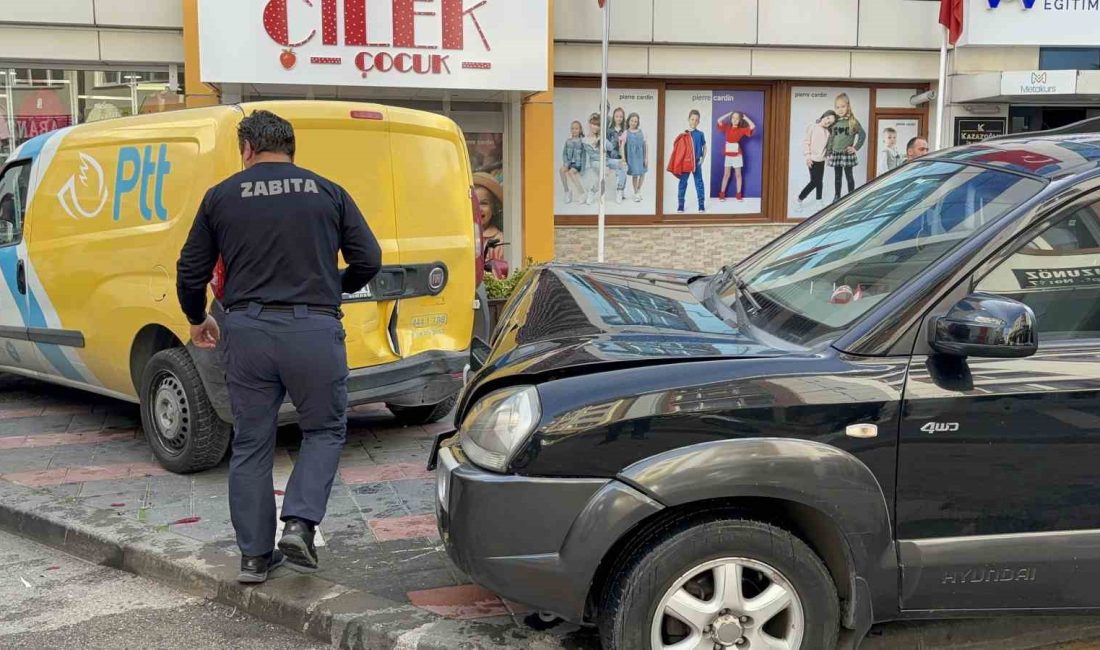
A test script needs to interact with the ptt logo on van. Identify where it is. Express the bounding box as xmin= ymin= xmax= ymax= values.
xmin=56 ymin=145 xmax=173 ymax=222
xmin=57 ymin=153 xmax=109 ymax=220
